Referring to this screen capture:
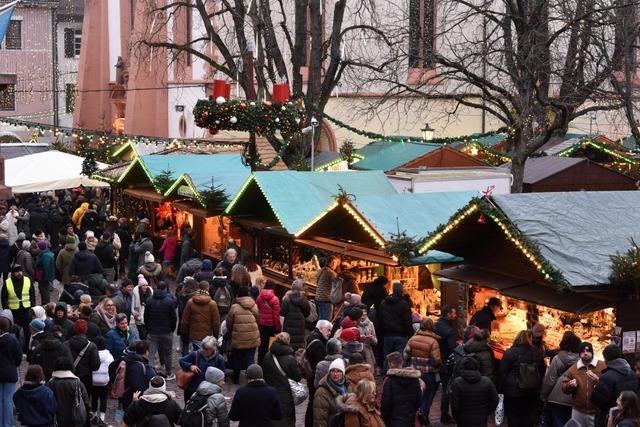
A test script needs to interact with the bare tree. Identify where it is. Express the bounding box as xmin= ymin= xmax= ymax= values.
xmin=129 ymin=0 xmax=390 ymax=160
xmin=354 ymin=0 xmax=640 ymax=192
